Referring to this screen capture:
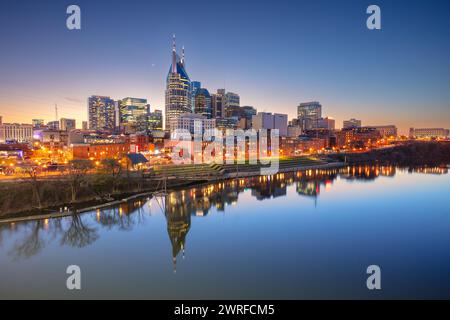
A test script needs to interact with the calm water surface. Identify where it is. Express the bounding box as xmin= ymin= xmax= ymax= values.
xmin=0 ymin=166 xmax=449 ymax=299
